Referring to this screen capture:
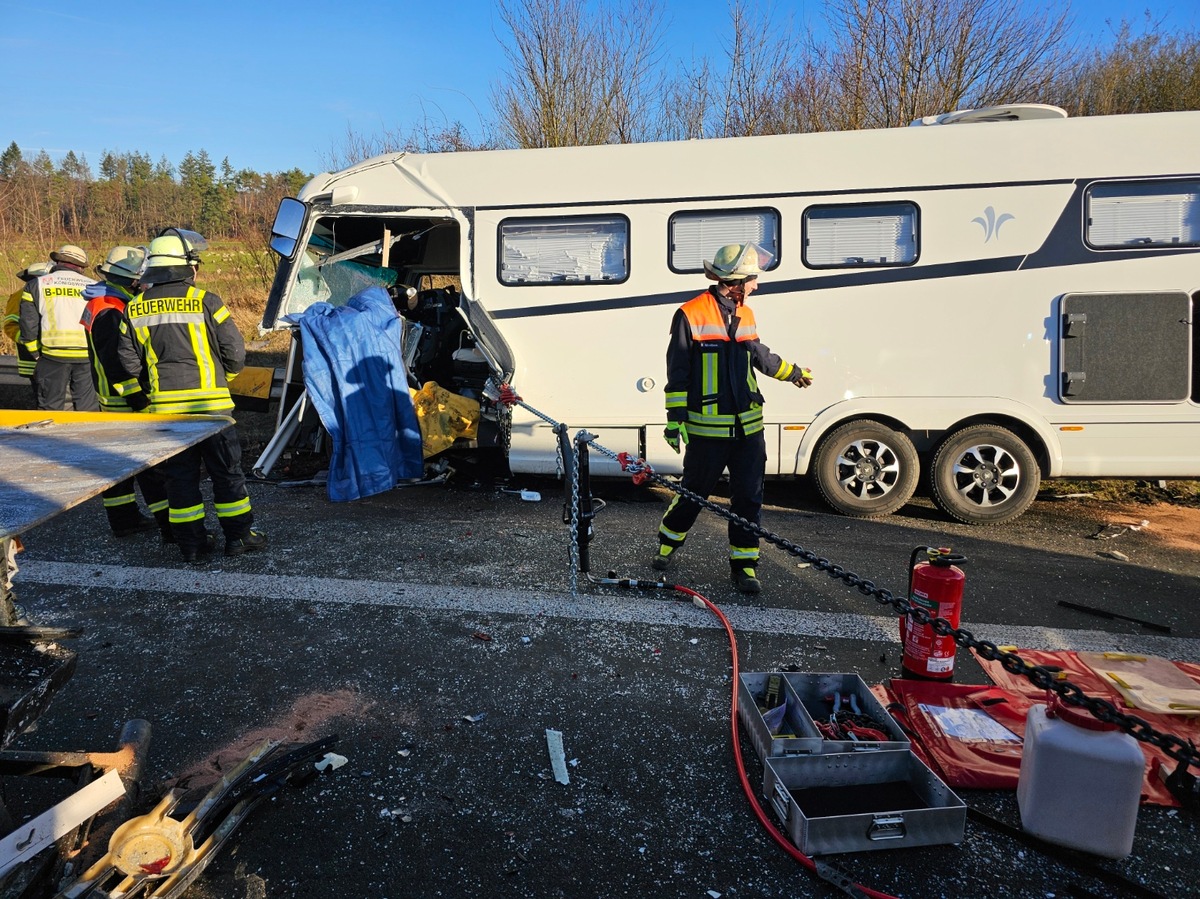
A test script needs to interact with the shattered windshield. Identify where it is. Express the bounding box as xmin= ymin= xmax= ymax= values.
xmin=283 ymin=233 xmax=398 ymax=319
